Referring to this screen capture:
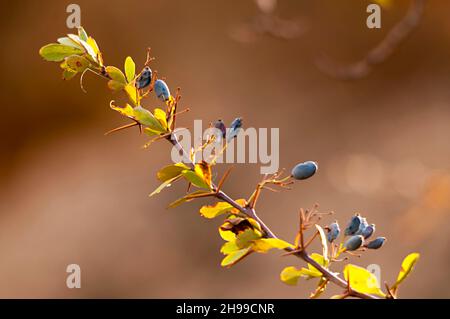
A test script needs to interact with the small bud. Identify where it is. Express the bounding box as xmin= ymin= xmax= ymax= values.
xmin=344 ymin=214 xmax=362 ymax=236
xmin=361 ymin=224 xmax=375 ymax=239
xmin=291 ymin=161 xmax=318 ymax=180
xmin=344 ymin=235 xmax=364 ymax=251
xmin=367 ymin=237 xmax=386 ymax=249
xmin=327 ymin=221 xmax=340 ymax=243
xmin=154 ymin=79 xmax=171 ymax=101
